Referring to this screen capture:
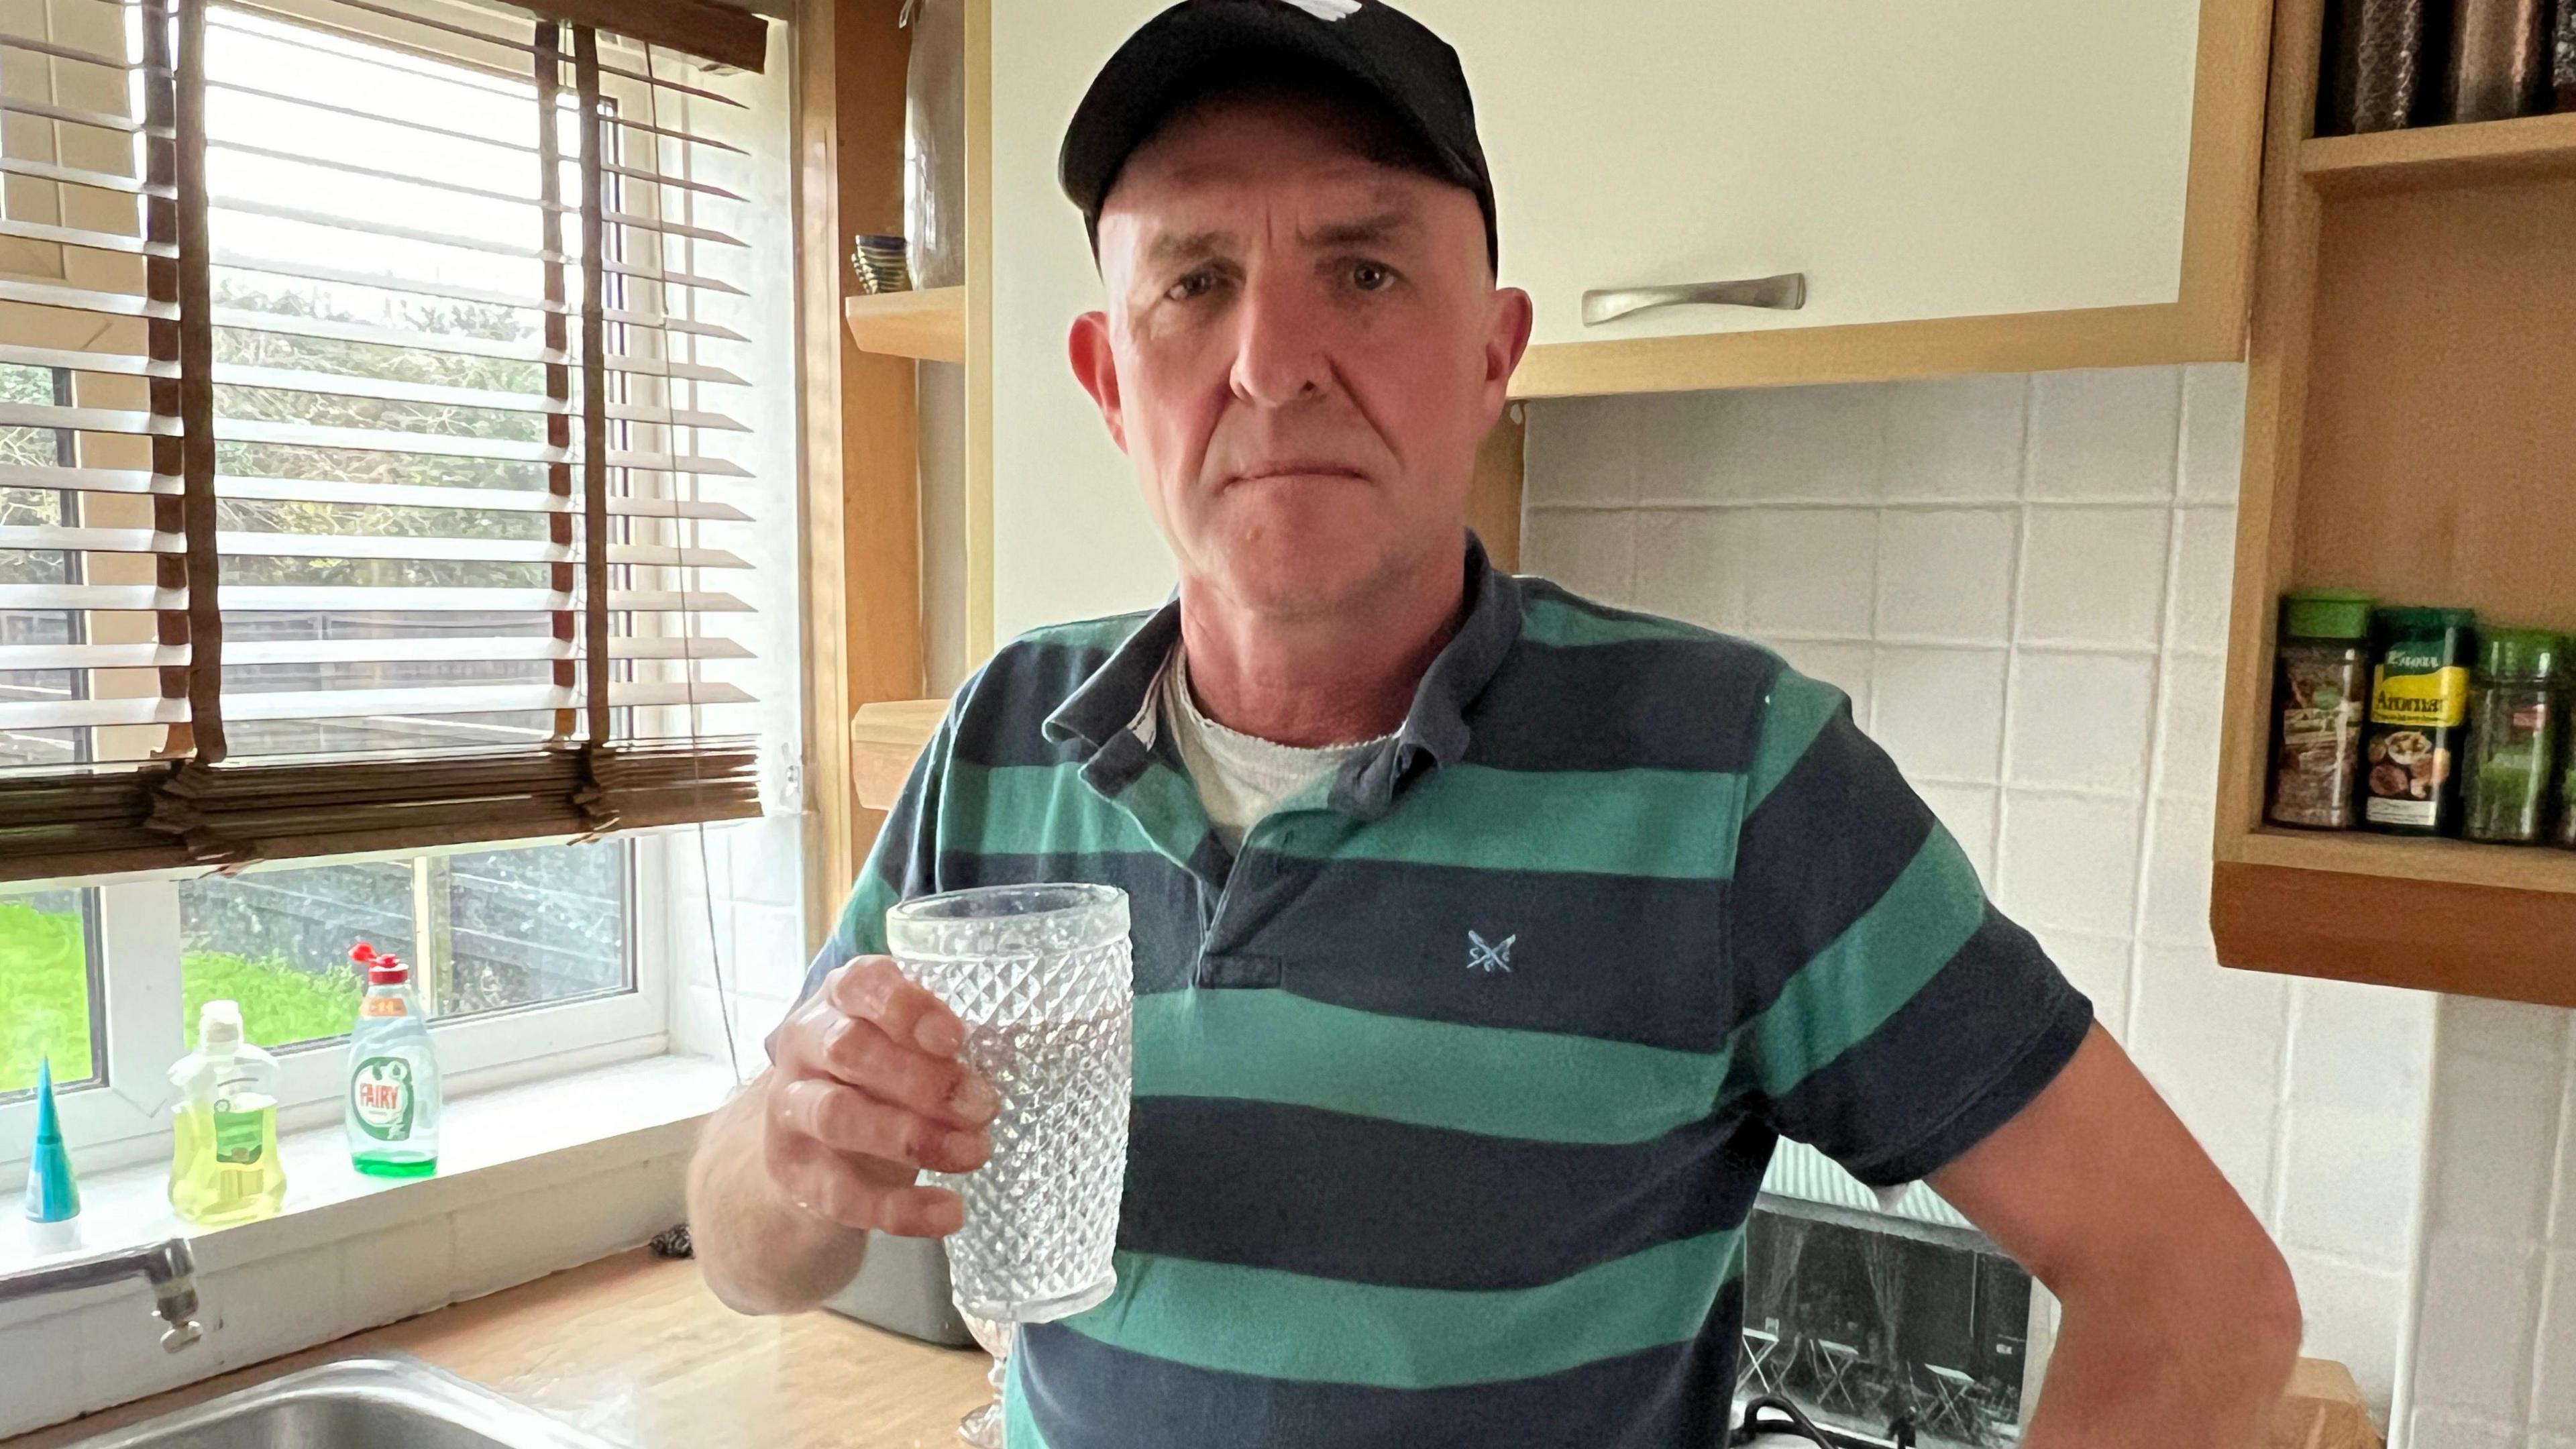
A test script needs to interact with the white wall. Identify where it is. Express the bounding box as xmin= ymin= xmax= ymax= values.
xmin=2408 ymin=997 xmax=2576 ymax=1448
xmin=1521 ymin=365 xmax=2441 ymax=1421
xmin=988 ymin=0 xmax=1181 ymax=641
